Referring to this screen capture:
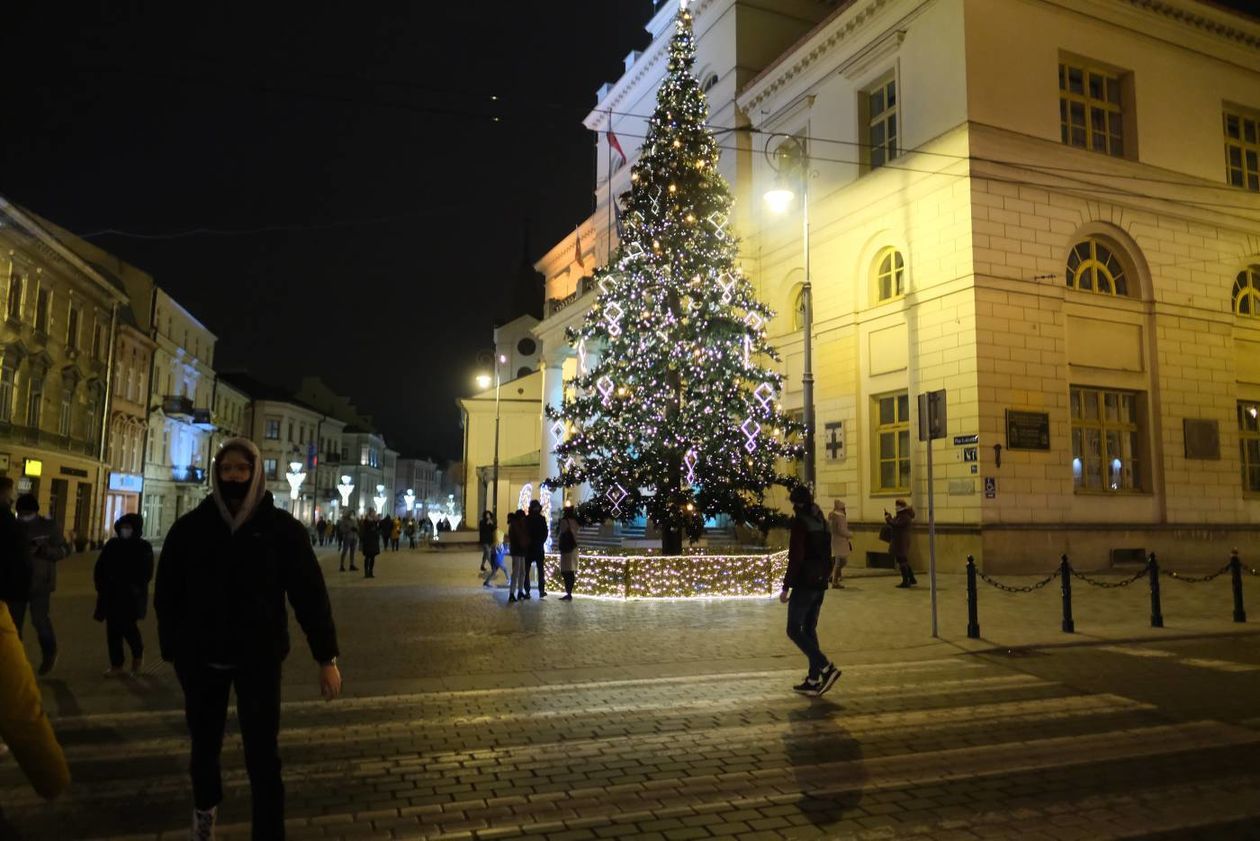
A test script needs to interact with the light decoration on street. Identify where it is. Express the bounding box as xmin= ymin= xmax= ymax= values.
xmin=285 ymin=462 xmax=306 ymax=502
xmin=717 ymin=272 xmax=736 ymax=305
xmin=404 ymin=489 xmax=416 ymax=512
xmin=684 ymin=449 xmax=698 ymax=486
xmin=372 ymin=484 xmax=387 ymax=514
xmin=518 ymin=482 xmax=534 ymax=513
xmin=539 ymin=549 xmax=788 ymax=599
xmin=337 ymin=475 xmax=354 ymax=508
xmin=740 ymin=417 xmax=761 ymax=452
xmin=606 ymin=483 xmax=628 ymax=516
